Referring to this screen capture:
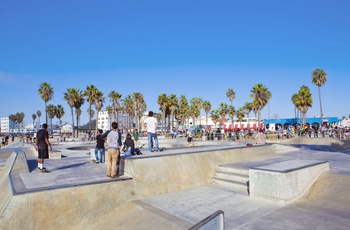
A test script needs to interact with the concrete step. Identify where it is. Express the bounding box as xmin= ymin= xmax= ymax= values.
xmin=218 ymin=166 xmax=249 ymax=175
xmin=212 ymin=177 xmax=249 ymax=191
xmin=214 ymin=171 xmax=249 ymax=184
